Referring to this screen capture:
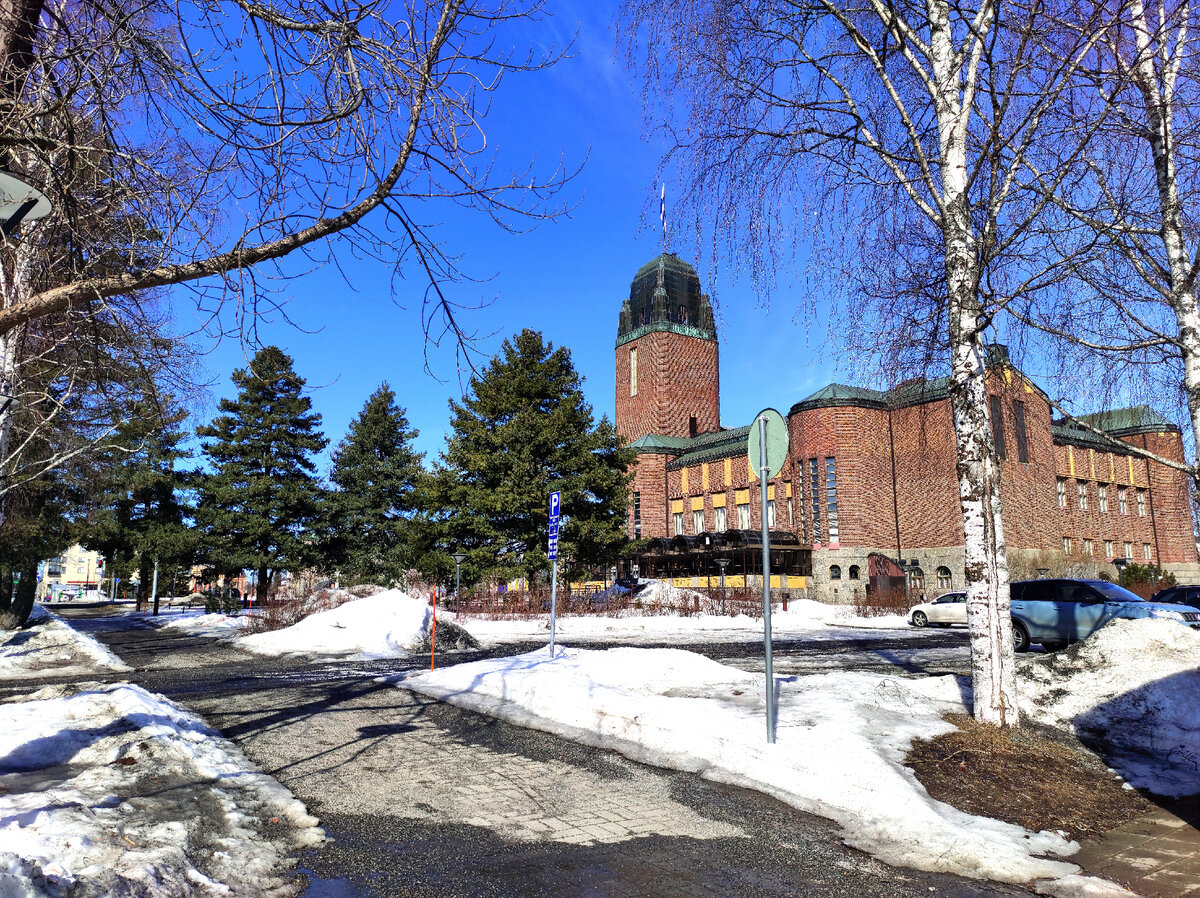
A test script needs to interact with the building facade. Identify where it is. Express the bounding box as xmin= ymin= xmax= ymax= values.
xmin=38 ymin=545 xmax=106 ymax=601
xmin=616 ymin=254 xmax=1200 ymax=601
